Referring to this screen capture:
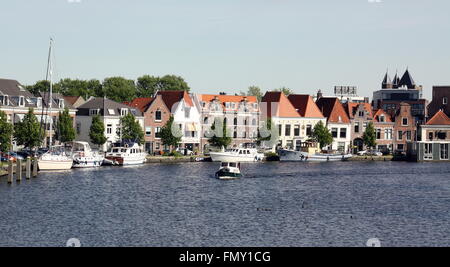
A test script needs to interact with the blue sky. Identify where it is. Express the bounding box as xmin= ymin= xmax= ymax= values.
xmin=1 ymin=0 xmax=449 ymax=99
